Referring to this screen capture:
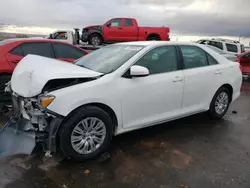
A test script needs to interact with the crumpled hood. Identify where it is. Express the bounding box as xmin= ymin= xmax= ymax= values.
xmin=11 ymin=55 xmax=103 ymax=97
xmin=83 ymin=25 xmax=102 ymax=30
